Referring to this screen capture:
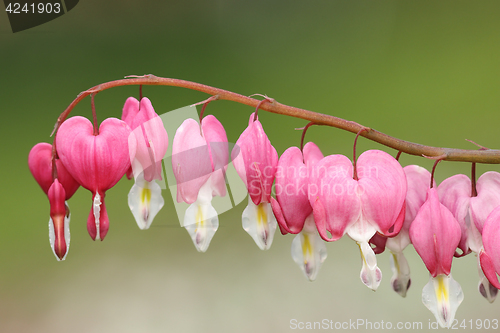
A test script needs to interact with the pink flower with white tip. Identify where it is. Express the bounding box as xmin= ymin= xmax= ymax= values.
xmin=122 ymin=97 xmax=169 ymax=230
xmin=308 ymin=150 xmax=406 ymax=290
xmin=231 ymin=112 xmax=278 ymax=250
xmin=28 ymin=142 xmax=80 ymax=261
xmin=438 ymin=171 xmax=500 ymax=302
xmin=409 ymin=186 xmax=463 ymax=328
xmin=56 ymin=116 xmax=136 ymax=241
xmin=172 ymin=115 xmax=228 ymax=252
xmin=271 ymin=142 xmax=326 ymax=280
